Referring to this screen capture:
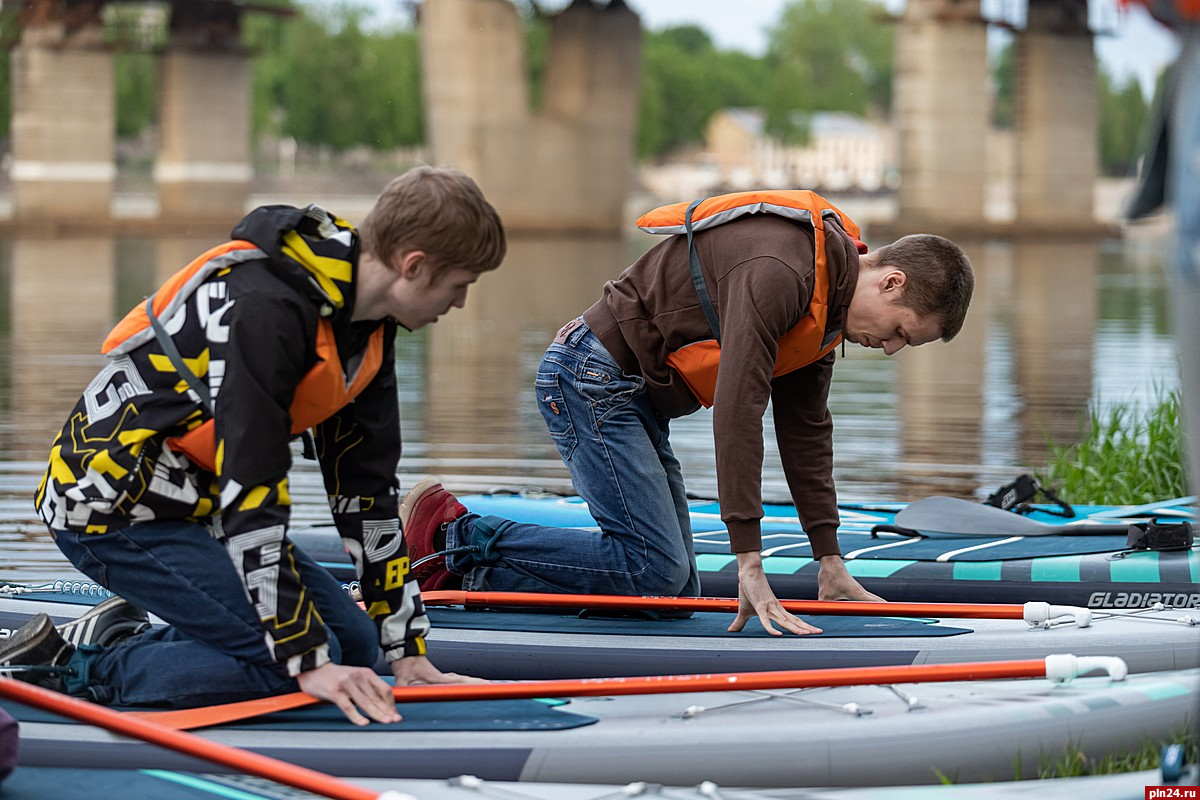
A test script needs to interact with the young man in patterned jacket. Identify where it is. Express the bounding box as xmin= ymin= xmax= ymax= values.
xmin=4 ymin=166 xmax=505 ymax=725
